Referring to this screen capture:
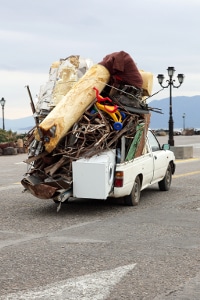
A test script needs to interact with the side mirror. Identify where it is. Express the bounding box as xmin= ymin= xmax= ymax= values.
xmin=162 ymin=144 xmax=170 ymax=150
